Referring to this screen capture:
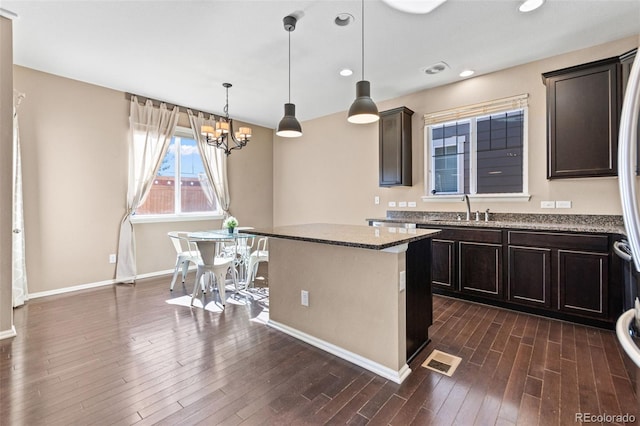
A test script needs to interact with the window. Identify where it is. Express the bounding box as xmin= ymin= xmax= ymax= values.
xmin=424 ymin=94 xmax=529 ymax=200
xmin=135 ymin=127 xmax=219 ymax=219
